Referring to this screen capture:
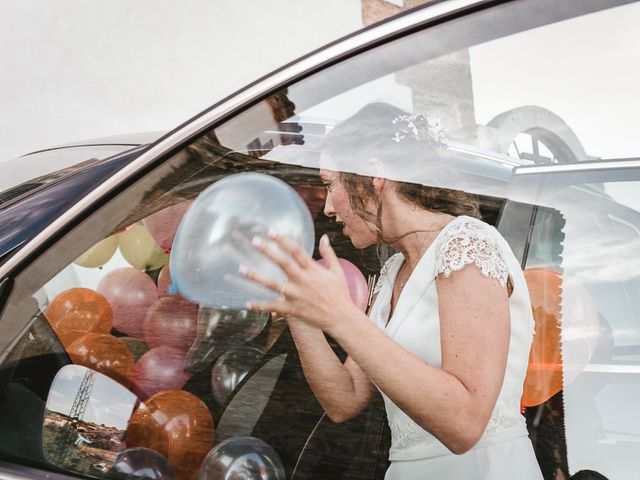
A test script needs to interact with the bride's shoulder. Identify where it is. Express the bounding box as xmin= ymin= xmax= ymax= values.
xmin=440 ymin=215 xmax=498 ymax=238
xmin=435 ymin=216 xmax=509 ymax=287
